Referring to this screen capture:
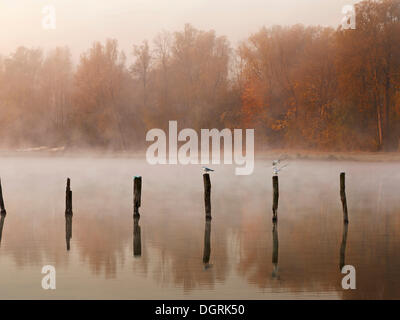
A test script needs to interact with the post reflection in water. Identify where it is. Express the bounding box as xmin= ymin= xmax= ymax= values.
xmin=0 ymin=212 xmax=6 ymax=246
xmin=133 ymin=216 xmax=141 ymax=257
xmin=4 ymin=159 xmax=400 ymax=299
xmin=339 ymin=222 xmax=349 ymax=270
xmin=65 ymin=177 xmax=73 ymax=251
xmin=65 ymin=214 xmax=72 ymax=251
xmin=203 ymin=220 xmax=211 ymax=268
xmin=272 ymin=221 xmax=279 ymax=279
